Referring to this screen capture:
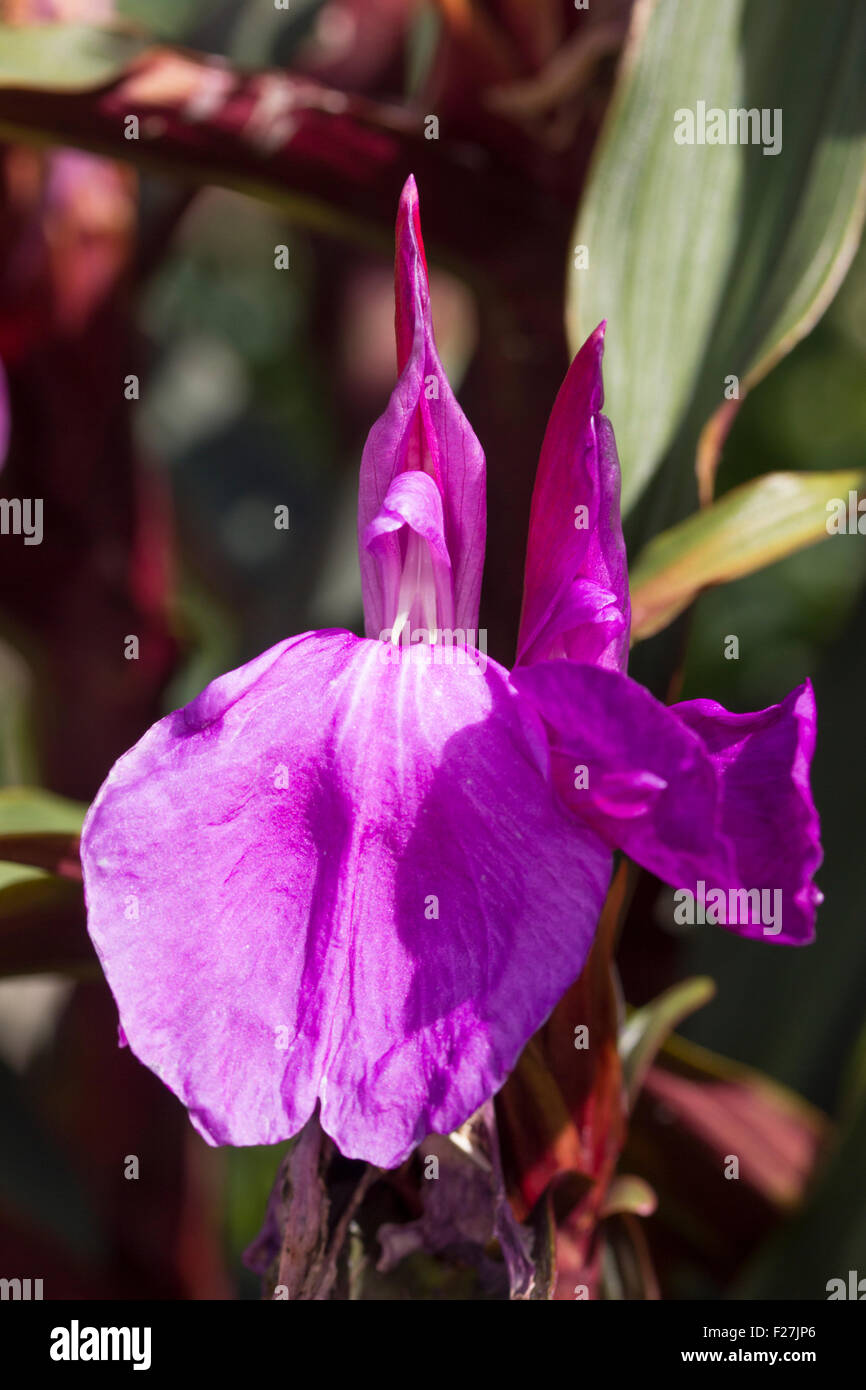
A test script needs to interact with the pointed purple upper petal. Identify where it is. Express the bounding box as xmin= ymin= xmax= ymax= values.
xmin=512 ymin=661 xmax=821 ymax=945
xmin=516 ymin=324 xmax=629 ymax=671
xmin=80 ymin=632 xmax=610 ymax=1167
xmin=673 ymin=682 xmax=822 ymax=944
xmin=358 ymin=176 xmax=485 ymax=639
